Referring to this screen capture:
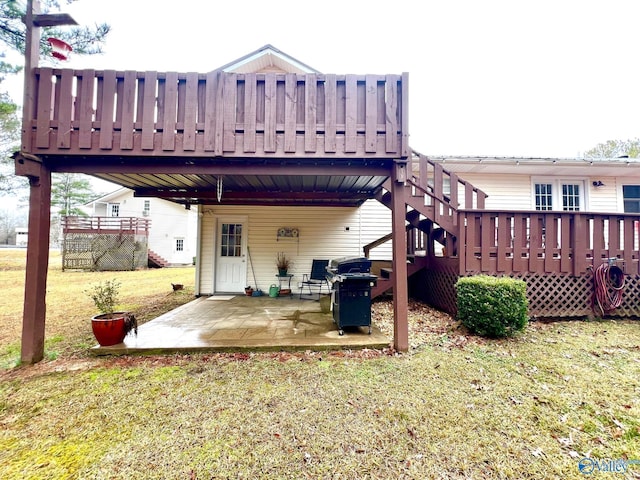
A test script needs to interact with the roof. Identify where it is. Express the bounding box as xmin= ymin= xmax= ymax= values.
xmin=215 ymin=44 xmax=321 ymax=74
xmin=85 ymin=187 xmax=130 ymax=206
xmin=425 ymin=154 xmax=640 ymax=176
